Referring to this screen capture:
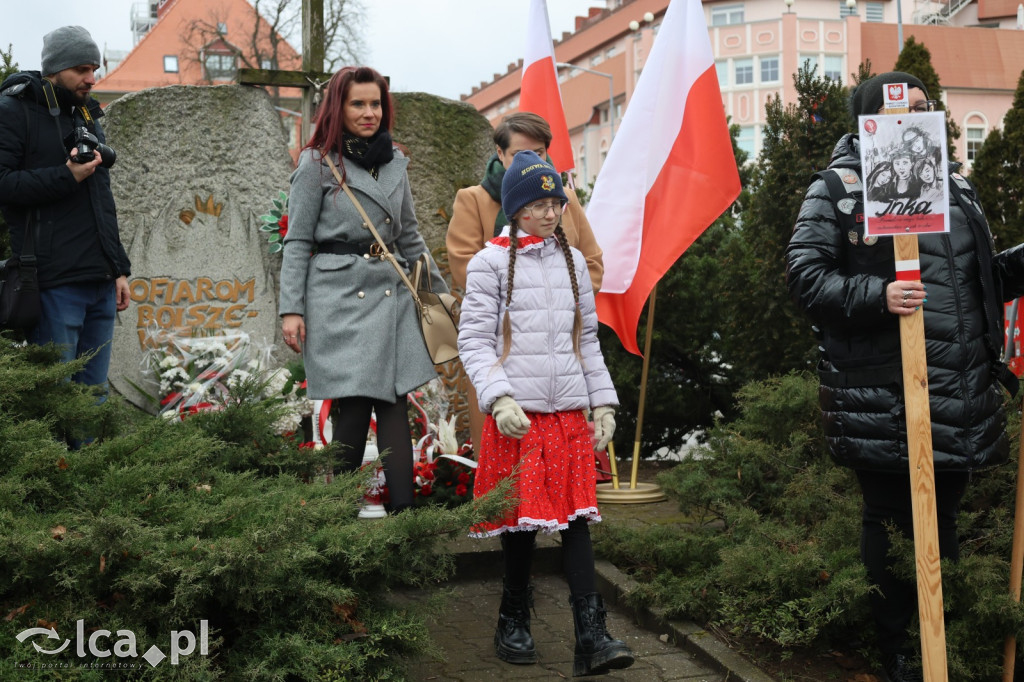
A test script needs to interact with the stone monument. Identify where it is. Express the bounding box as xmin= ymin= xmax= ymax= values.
xmin=102 ymin=85 xmax=294 ymax=411
xmin=102 ymin=84 xmax=494 ymax=431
